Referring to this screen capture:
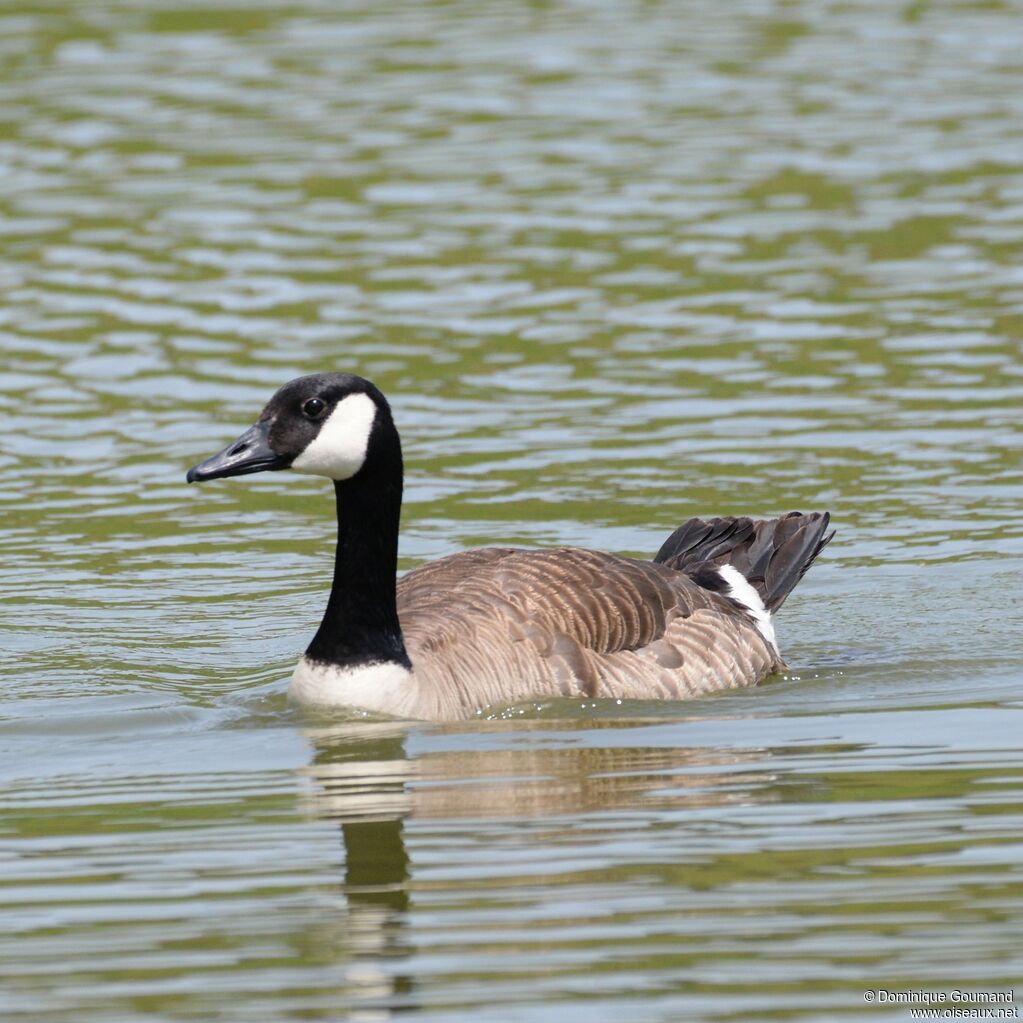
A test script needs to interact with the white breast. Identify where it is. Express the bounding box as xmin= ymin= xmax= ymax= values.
xmin=289 ymin=656 xmax=419 ymax=717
